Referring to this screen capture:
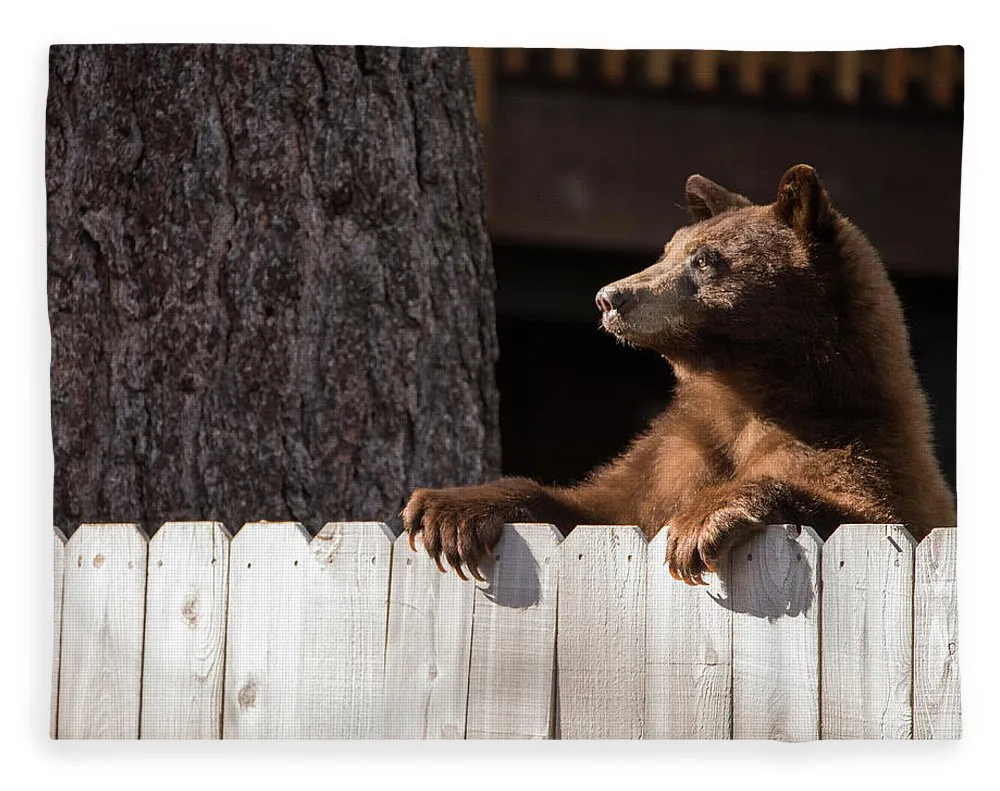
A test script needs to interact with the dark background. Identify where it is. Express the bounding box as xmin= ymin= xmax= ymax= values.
xmin=471 ymin=47 xmax=961 ymax=493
